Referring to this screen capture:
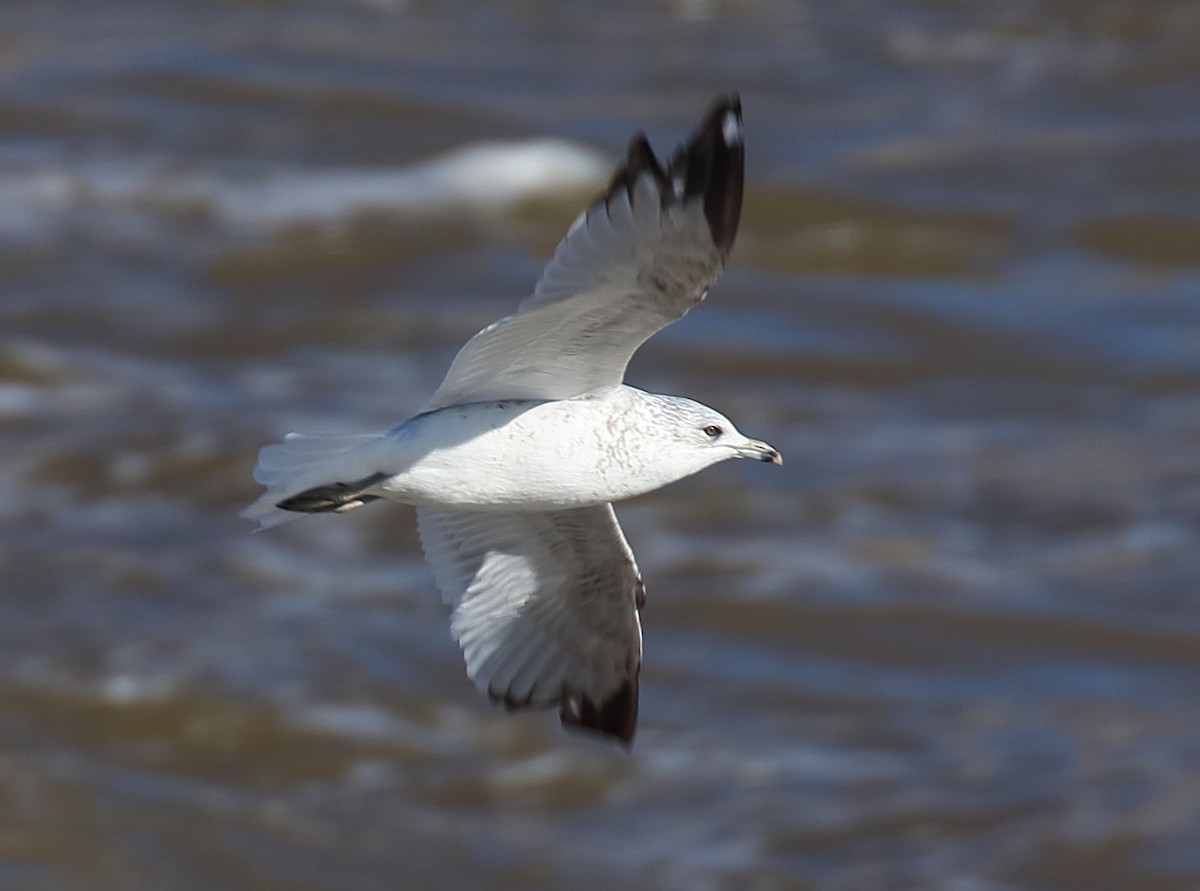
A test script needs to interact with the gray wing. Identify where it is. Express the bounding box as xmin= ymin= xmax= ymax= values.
xmin=423 ymin=95 xmax=744 ymax=411
xmin=416 ymin=504 xmax=646 ymax=744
